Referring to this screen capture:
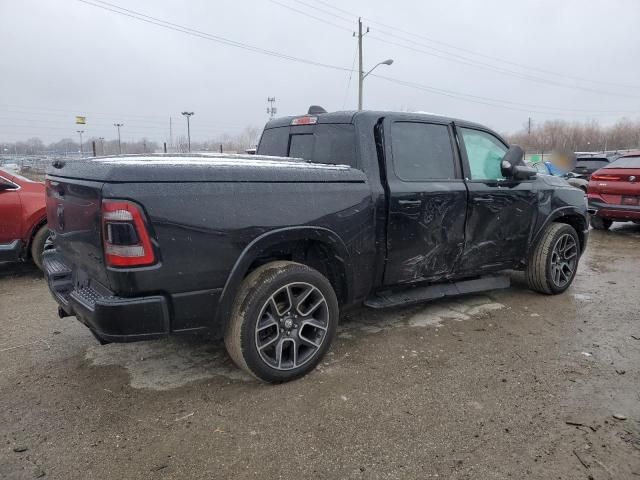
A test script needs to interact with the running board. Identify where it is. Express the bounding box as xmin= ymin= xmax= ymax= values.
xmin=364 ymin=275 xmax=510 ymax=309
